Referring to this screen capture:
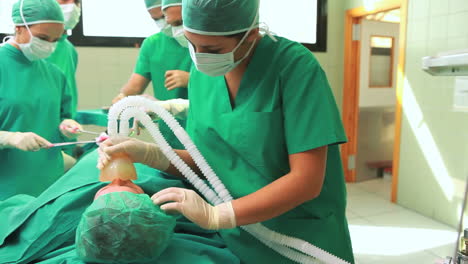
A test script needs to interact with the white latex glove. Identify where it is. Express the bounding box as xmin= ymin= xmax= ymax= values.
xmin=152 ymin=187 xmax=236 ymax=230
xmin=111 ymin=92 xmax=127 ymax=105
xmin=131 ymin=99 xmax=189 ymax=132
xmin=165 ymin=70 xmax=189 ymax=90
xmin=159 ymin=99 xmax=189 ymax=120
xmin=59 ymin=119 xmax=83 ymax=139
xmin=0 ymin=131 xmax=52 ymax=151
xmin=97 ymin=136 xmax=170 ymax=171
